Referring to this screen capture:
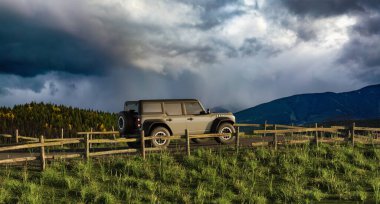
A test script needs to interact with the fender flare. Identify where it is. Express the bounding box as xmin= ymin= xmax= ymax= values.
xmin=142 ymin=119 xmax=173 ymax=135
xmin=210 ymin=117 xmax=235 ymax=133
